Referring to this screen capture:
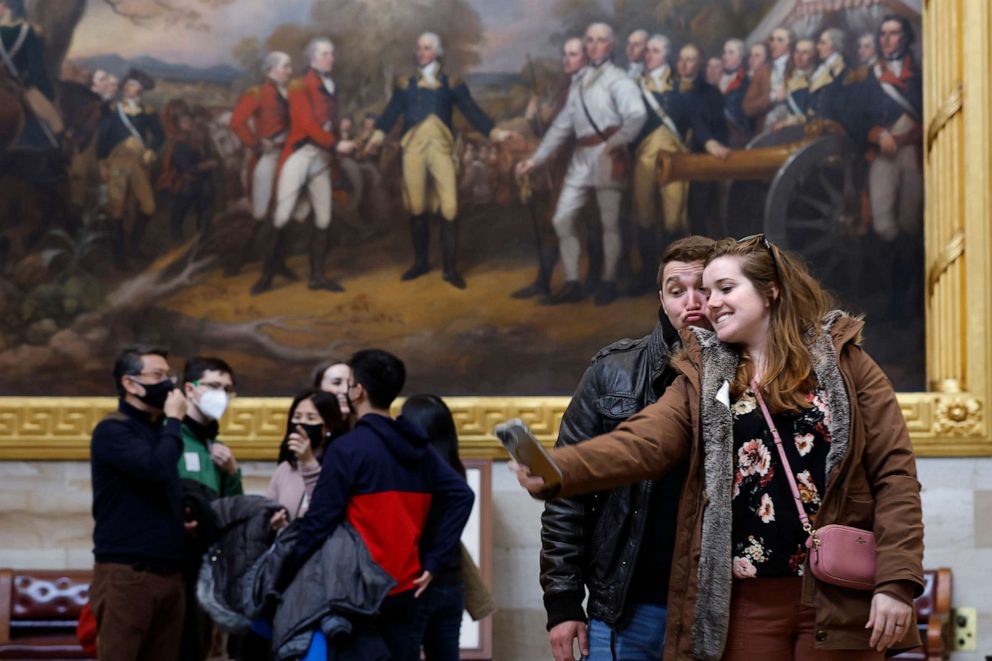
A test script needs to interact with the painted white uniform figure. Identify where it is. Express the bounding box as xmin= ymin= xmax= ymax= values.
xmin=529 ymin=61 xmax=646 ymax=294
